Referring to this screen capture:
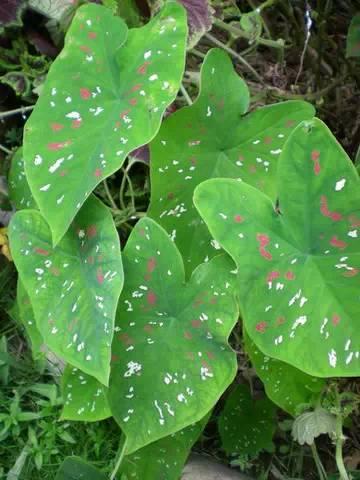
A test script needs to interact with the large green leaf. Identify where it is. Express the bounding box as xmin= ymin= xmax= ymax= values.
xmin=8 ymin=148 xmax=37 ymax=210
xmin=194 ymin=118 xmax=360 ymax=377
xmin=244 ymin=333 xmax=324 ymax=416
xmin=148 ymin=48 xmax=315 ymax=276
xmin=119 ymin=415 xmax=209 ymax=479
xmin=108 ymin=217 xmax=238 ymax=454
xmin=61 ymin=365 xmax=111 ymax=422
xmin=55 ymin=456 xmax=106 ymax=480
xmin=218 ymin=384 xmax=276 ymax=456
xmin=8 ymin=195 xmax=123 ymax=385
xmin=24 ymin=2 xmax=187 ymax=245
